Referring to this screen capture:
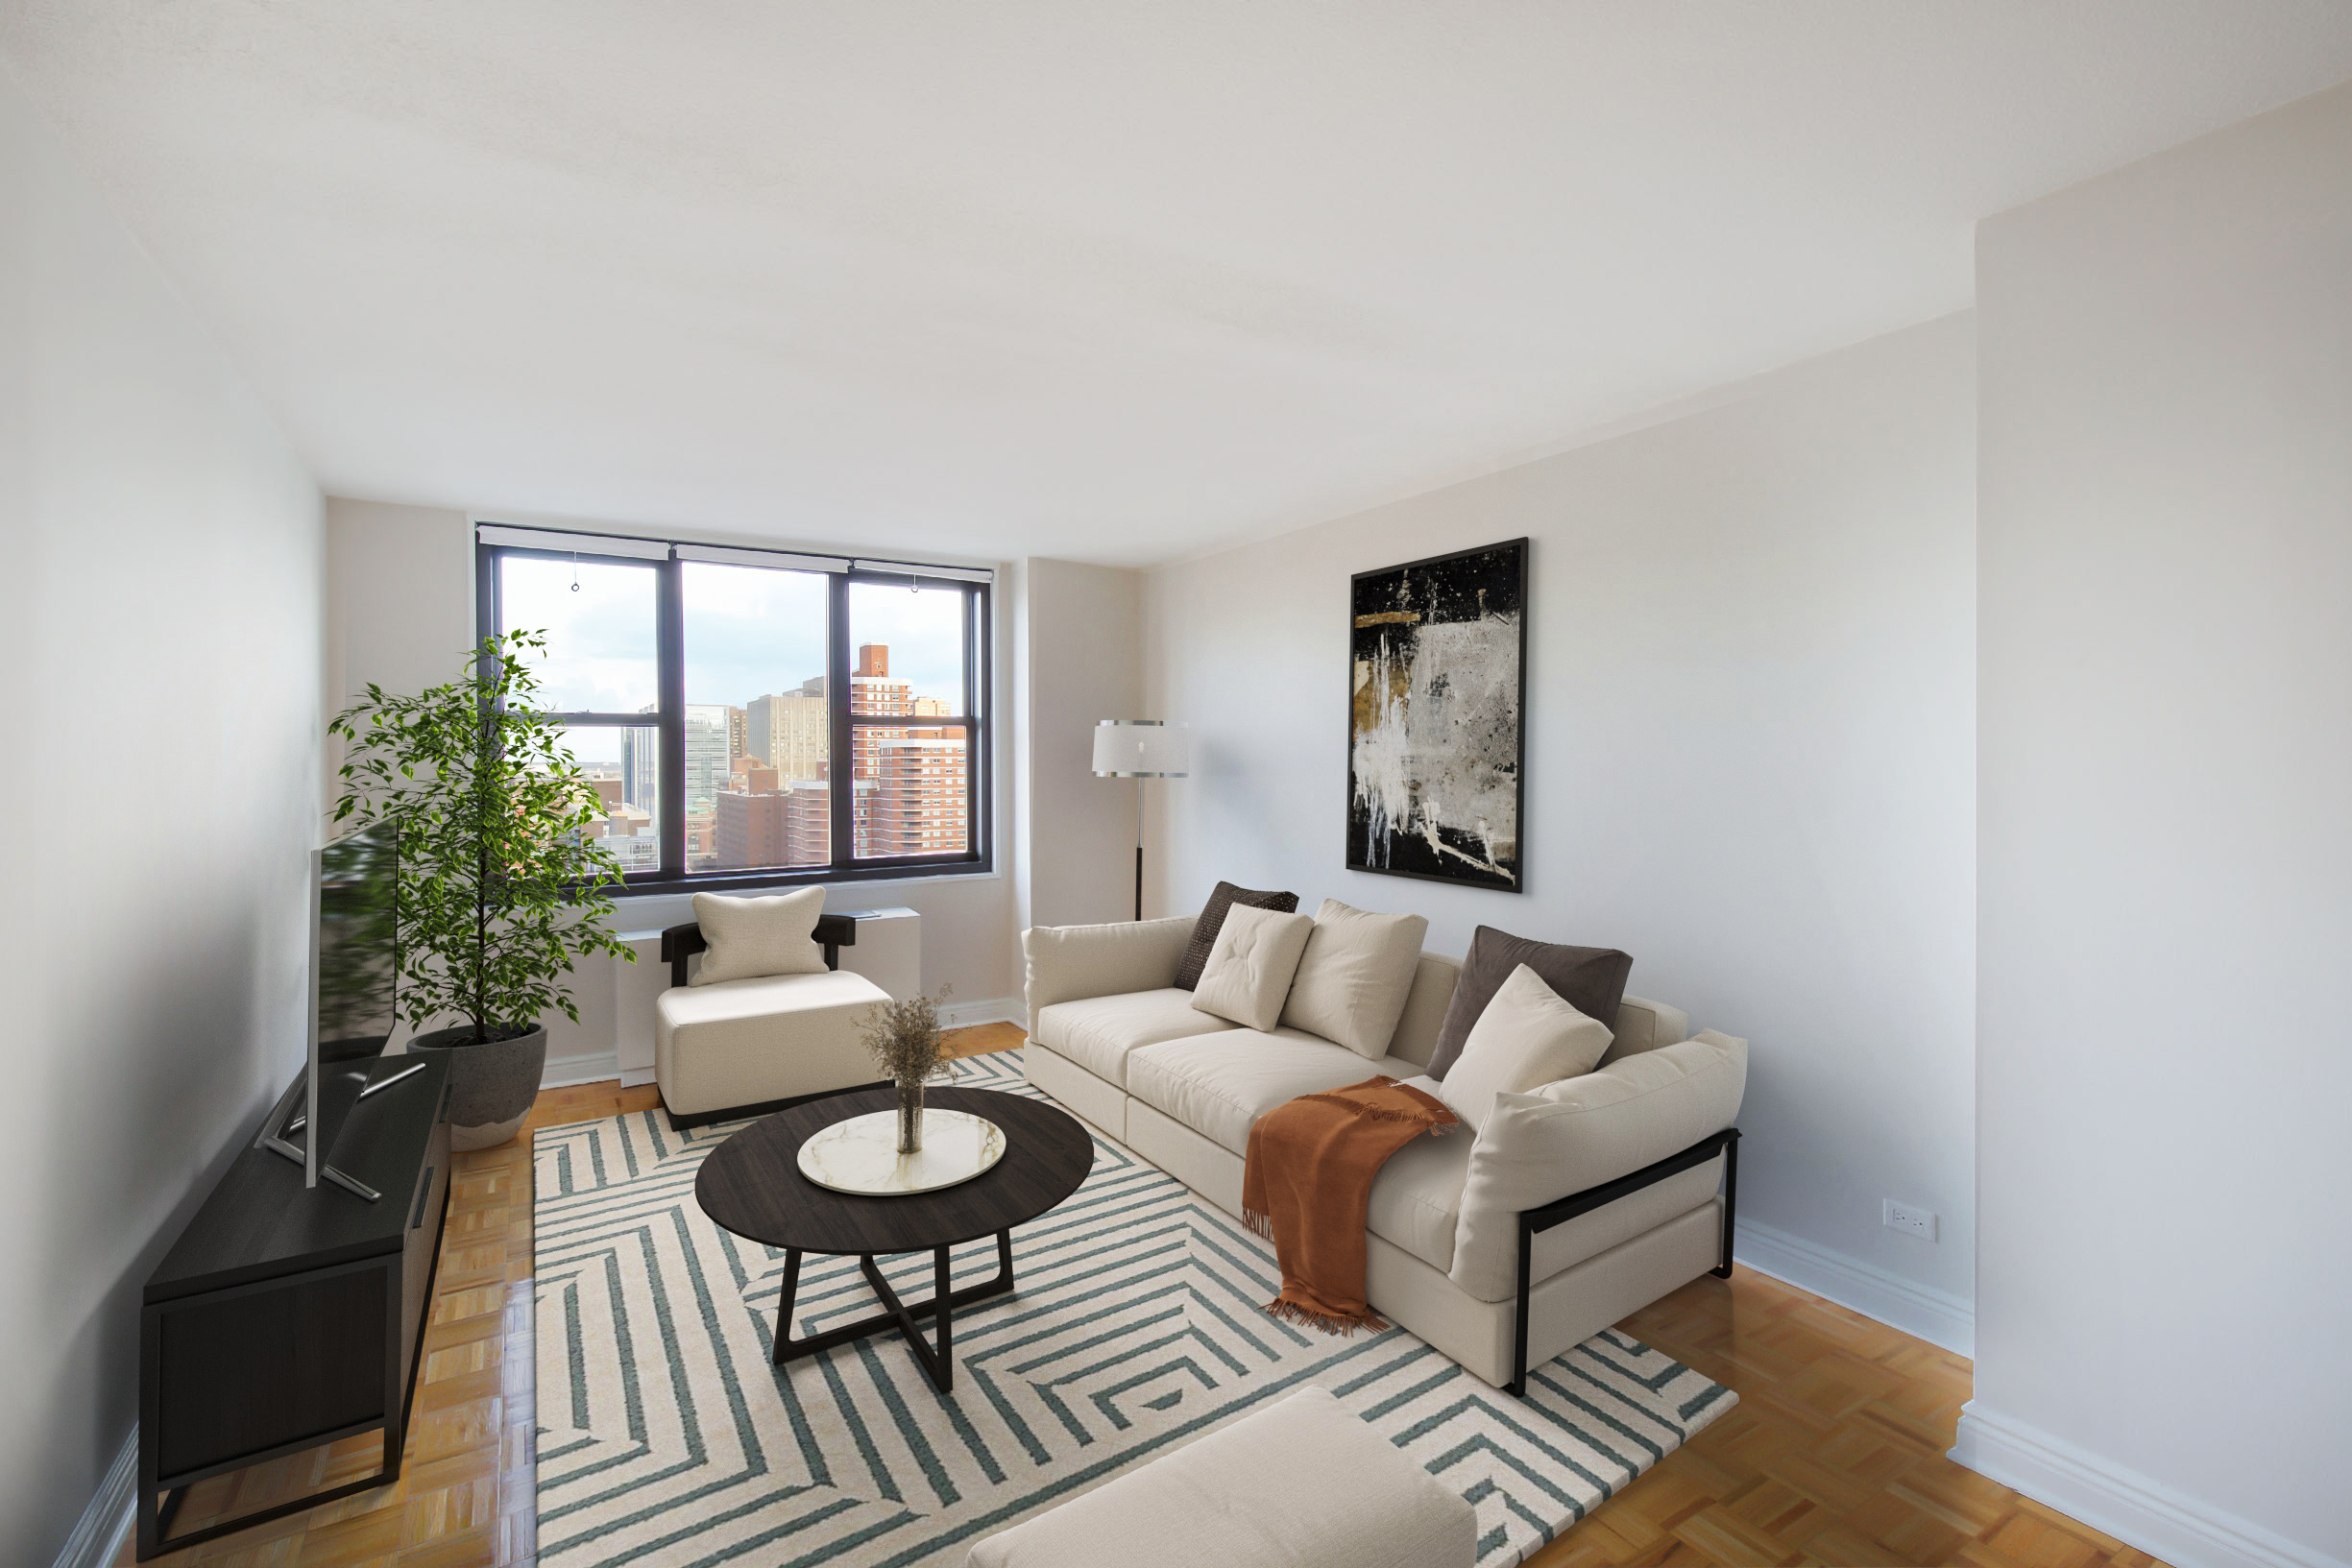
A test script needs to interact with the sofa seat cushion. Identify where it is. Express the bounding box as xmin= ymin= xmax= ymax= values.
xmin=1127 ymin=1029 xmax=1418 ymax=1156
xmin=1031 ymin=988 xmax=1240 ymax=1088
xmin=654 ymin=969 xmax=891 ymax=1117
xmin=1364 ymin=1098 xmax=1471 ymax=1274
